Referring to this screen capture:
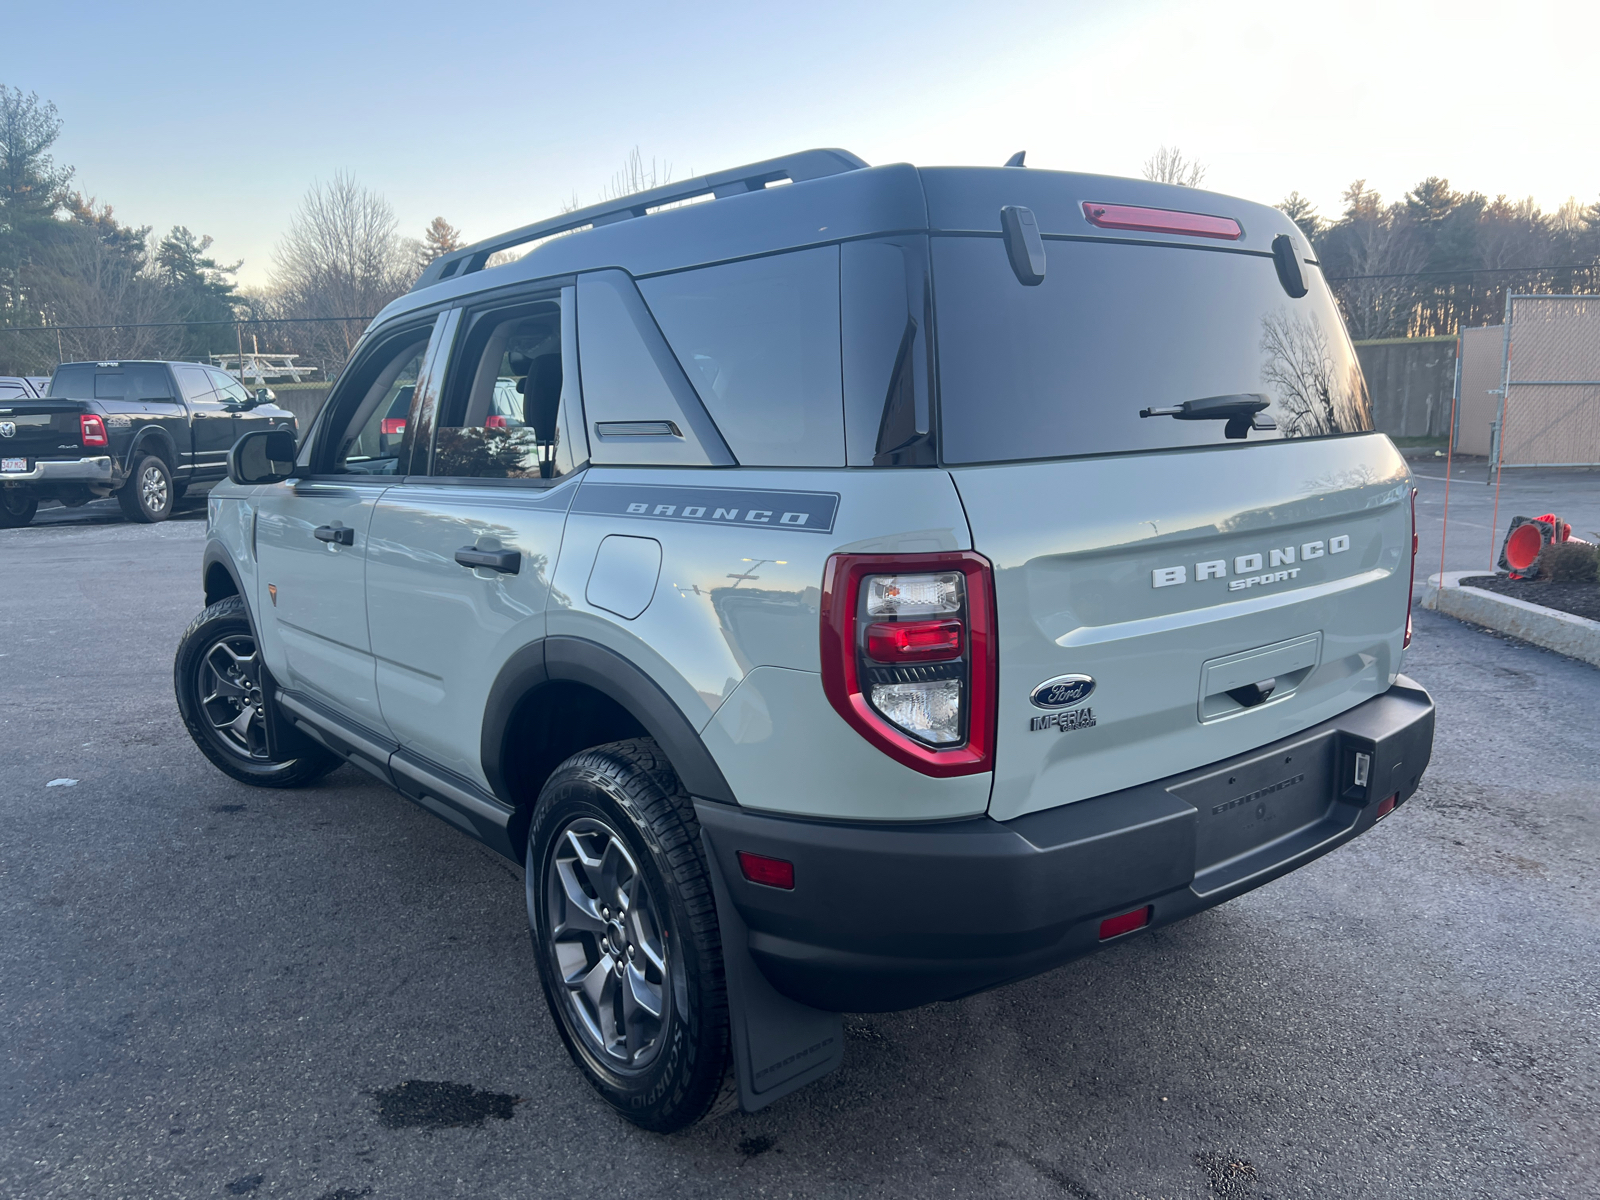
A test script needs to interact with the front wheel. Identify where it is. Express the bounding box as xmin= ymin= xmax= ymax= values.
xmin=0 ymin=490 xmax=38 ymax=527
xmin=174 ymin=596 xmax=339 ymax=787
xmin=118 ymin=454 xmax=174 ymax=523
xmin=528 ymin=739 xmax=733 ymax=1132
